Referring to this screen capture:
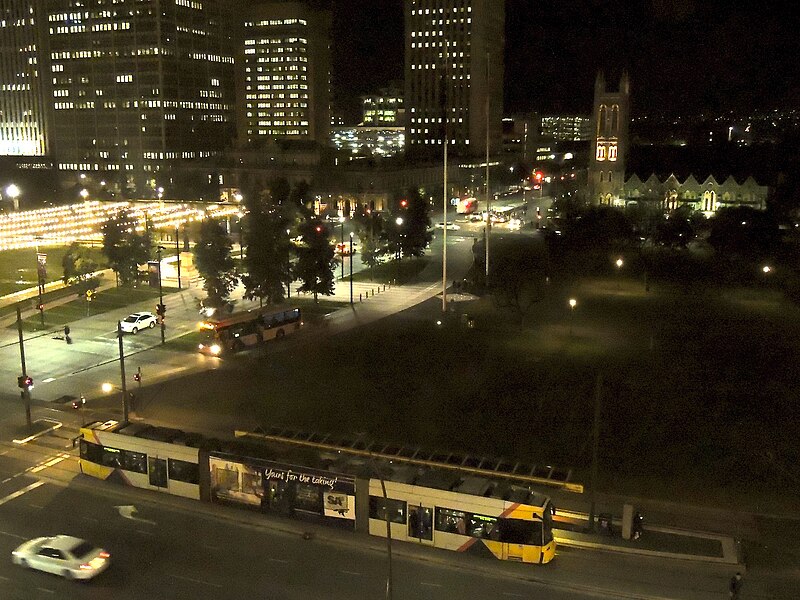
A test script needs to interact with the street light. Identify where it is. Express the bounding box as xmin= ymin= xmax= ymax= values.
xmin=80 ymin=188 xmax=89 ymax=201
xmin=156 ymin=246 xmax=166 ymax=345
xmin=339 ymin=216 xmax=346 ymax=279
xmin=349 ymin=232 xmax=354 ymax=305
xmin=286 ymin=228 xmax=292 ymax=299
xmin=5 ymin=183 xmax=20 ymax=210
xmin=615 ymin=257 xmax=623 ymax=290
xmin=762 ymin=265 xmax=772 ymax=274
xmin=569 ymin=298 xmax=577 ymax=335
